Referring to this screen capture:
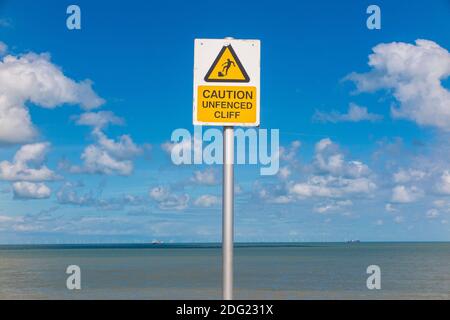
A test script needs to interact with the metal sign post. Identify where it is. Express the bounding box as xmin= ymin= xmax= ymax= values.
xmin=193 ymin=37 xmax=260 ymax=300
xmin=222 ymin=125 xmax=234 ymax=300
